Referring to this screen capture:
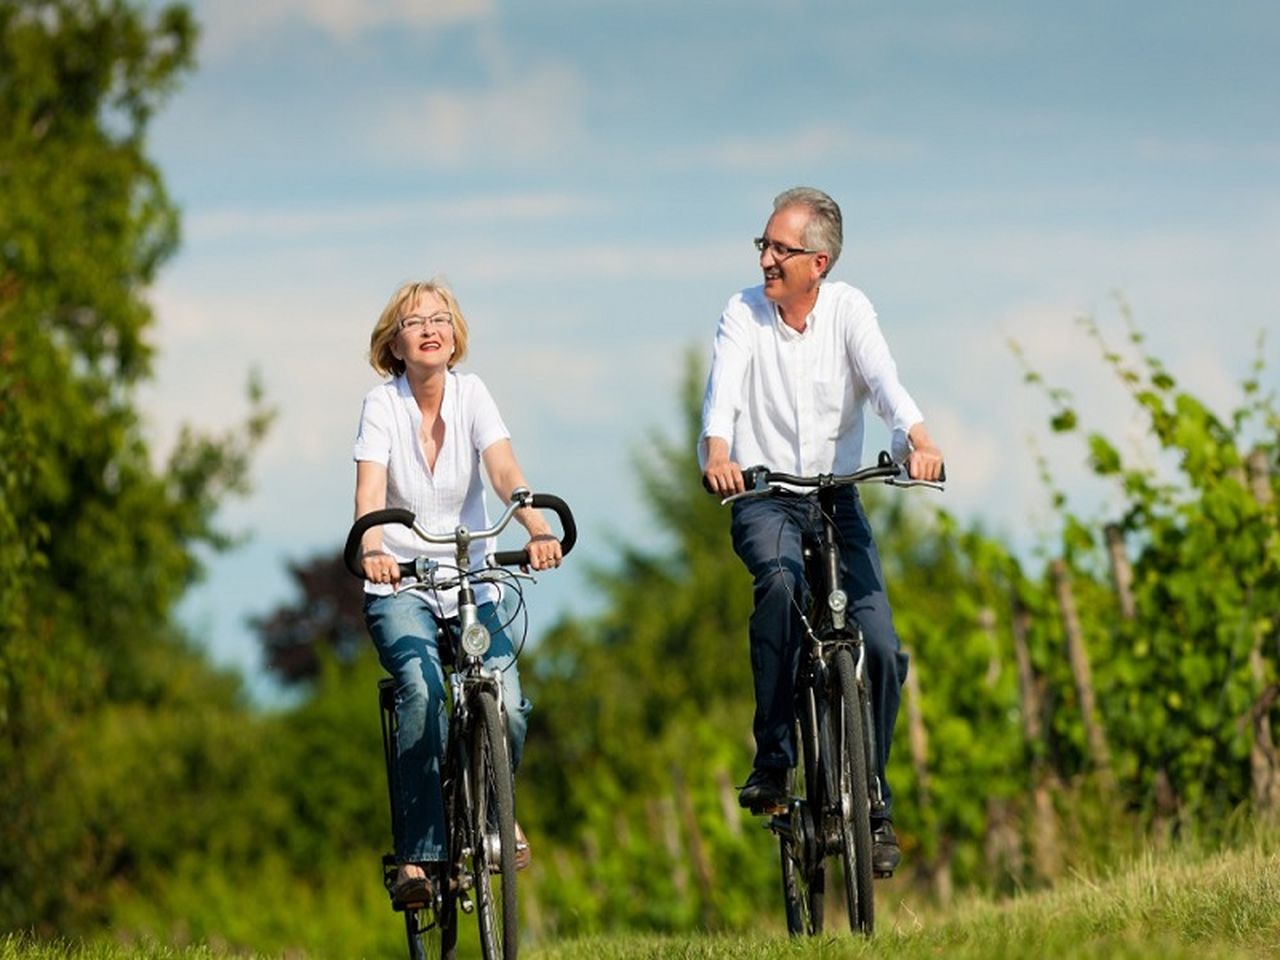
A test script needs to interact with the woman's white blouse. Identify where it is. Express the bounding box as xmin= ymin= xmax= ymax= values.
xmin=354 ymin=371 xmax=510 ymax=616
